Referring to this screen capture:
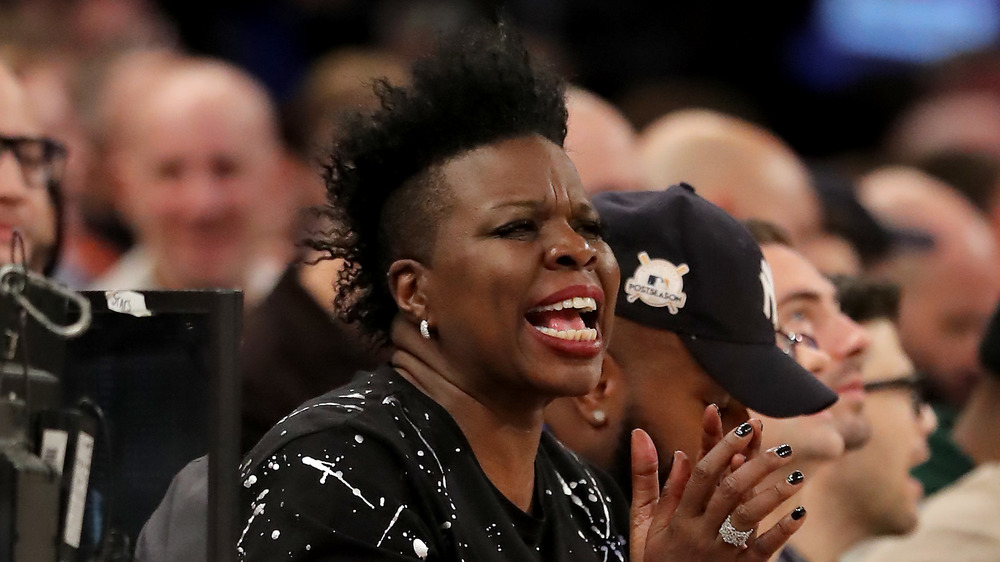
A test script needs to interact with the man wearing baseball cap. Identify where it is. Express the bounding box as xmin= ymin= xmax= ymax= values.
xmin=592 ymin=184 xmax=838 ymax=490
